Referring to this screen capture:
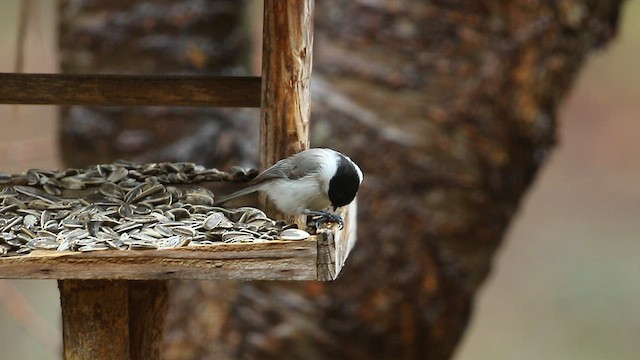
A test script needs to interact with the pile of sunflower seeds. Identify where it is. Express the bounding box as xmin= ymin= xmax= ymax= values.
xmin=0 ymin=161 xmax=310 ymax=257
